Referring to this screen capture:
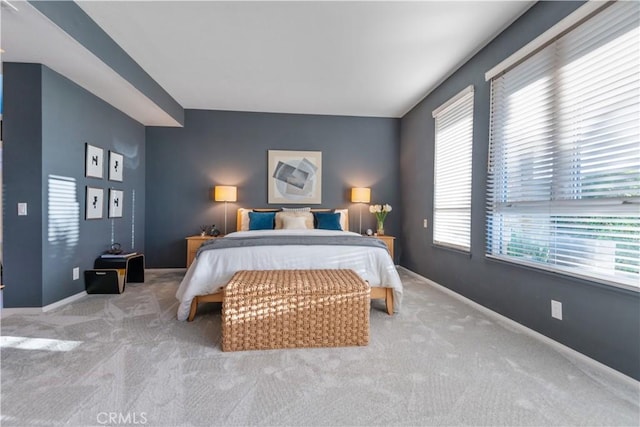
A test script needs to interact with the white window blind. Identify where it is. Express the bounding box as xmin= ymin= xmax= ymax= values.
xmin=433 ymin=86 xmax=474 ymax=251
xmin=487 ymin=1 xmax=640 ymax=290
